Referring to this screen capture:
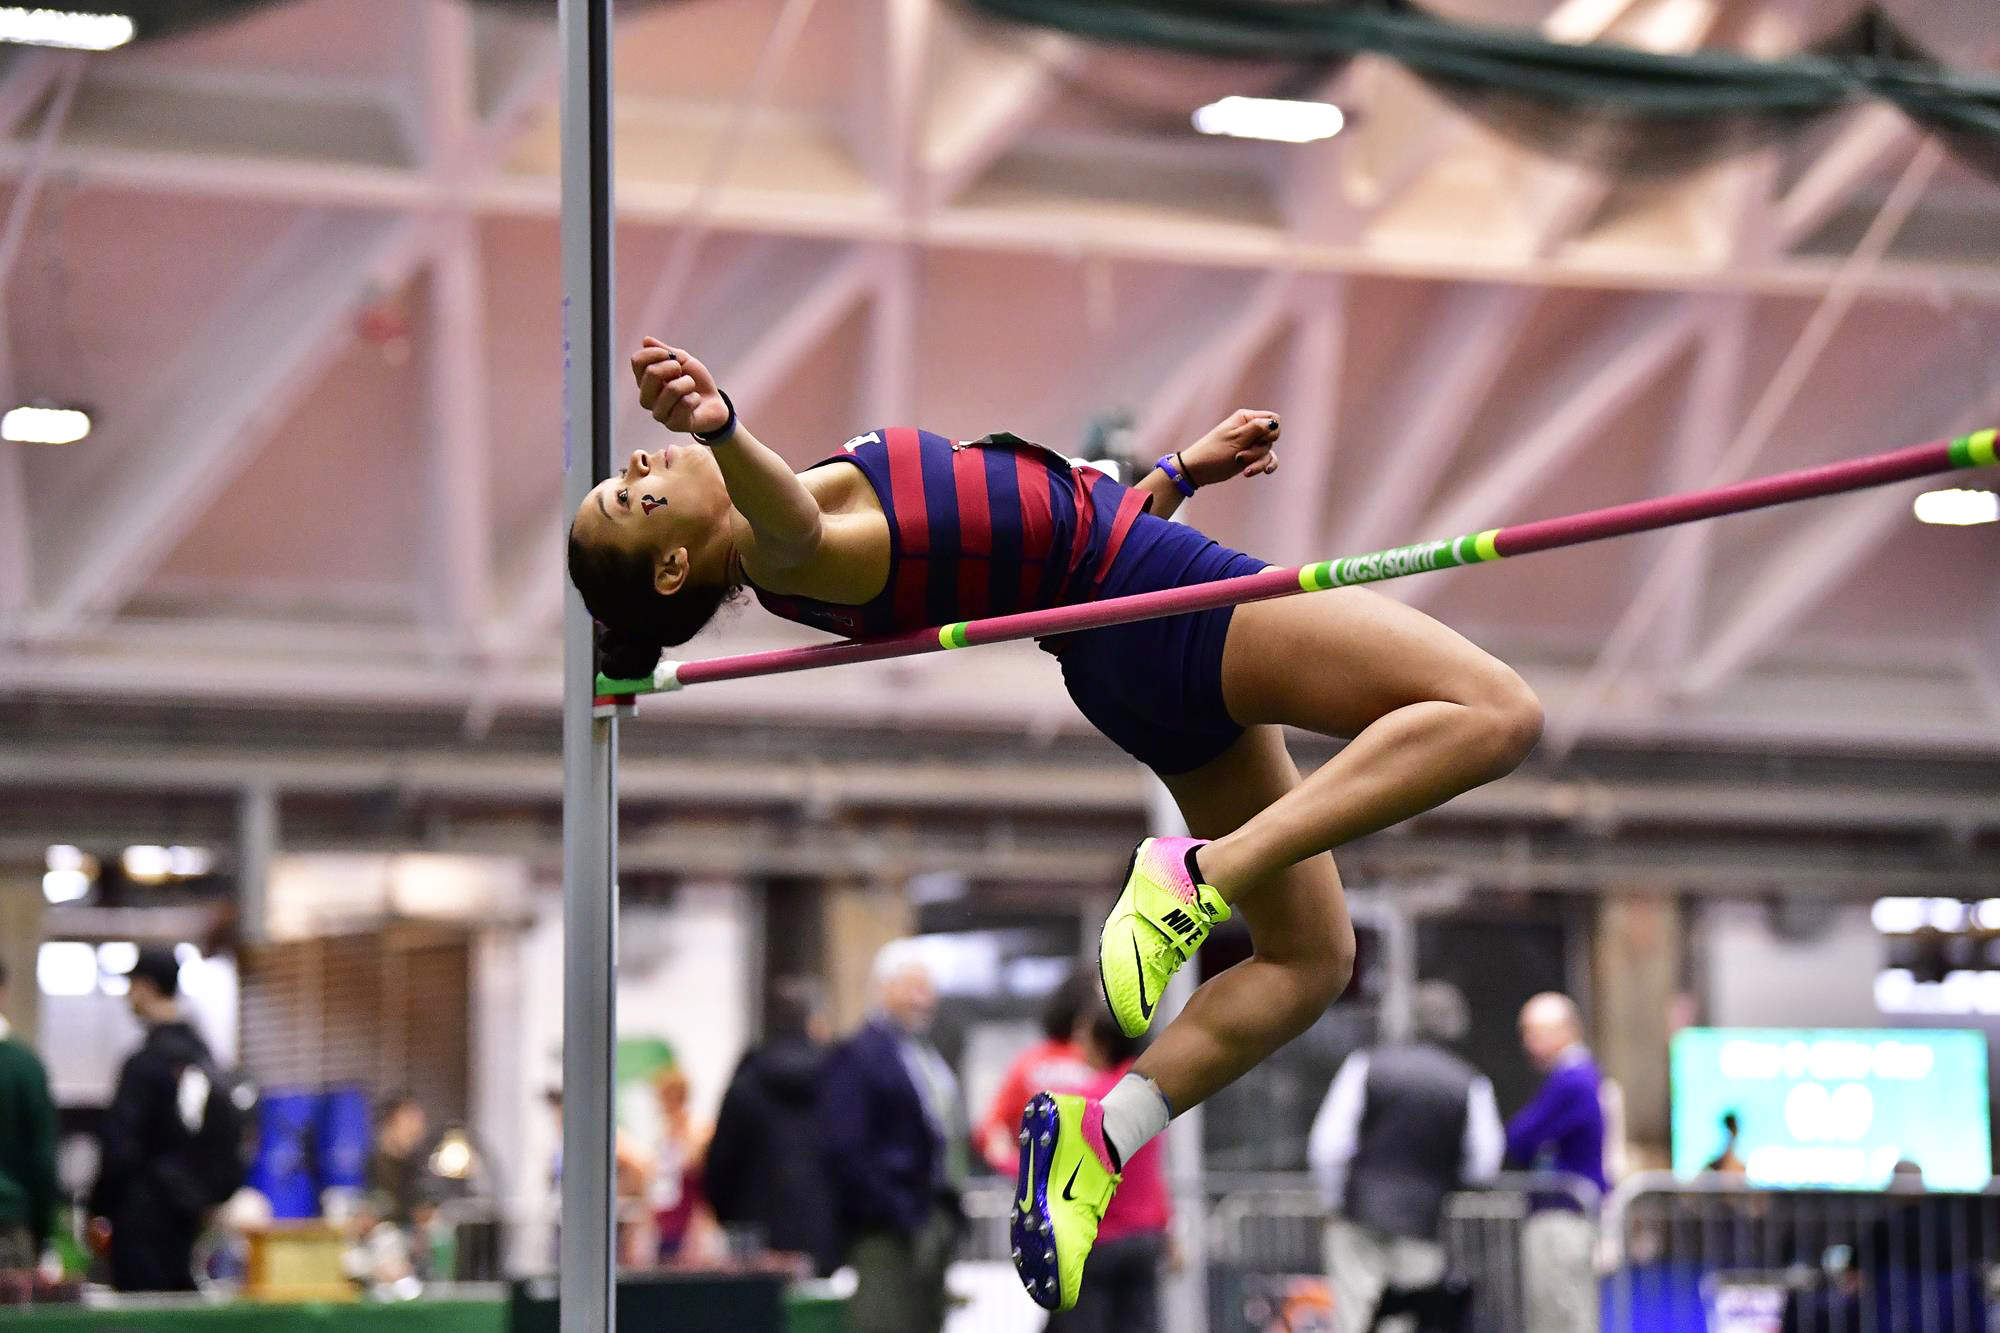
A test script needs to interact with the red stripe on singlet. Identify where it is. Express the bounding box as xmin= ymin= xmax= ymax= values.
xmin=885 ymin=427 xmax=930 ymax=628
xmin=1066 ymin=468 xmax=1100 ymax=601
xmin=1093 ymin=486 xmax=1149 ymax=583
xmin=950 ymin=442 xmax=992 ymax=617
xmin=1013 ymin=450 xmax=1052 ymax=610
